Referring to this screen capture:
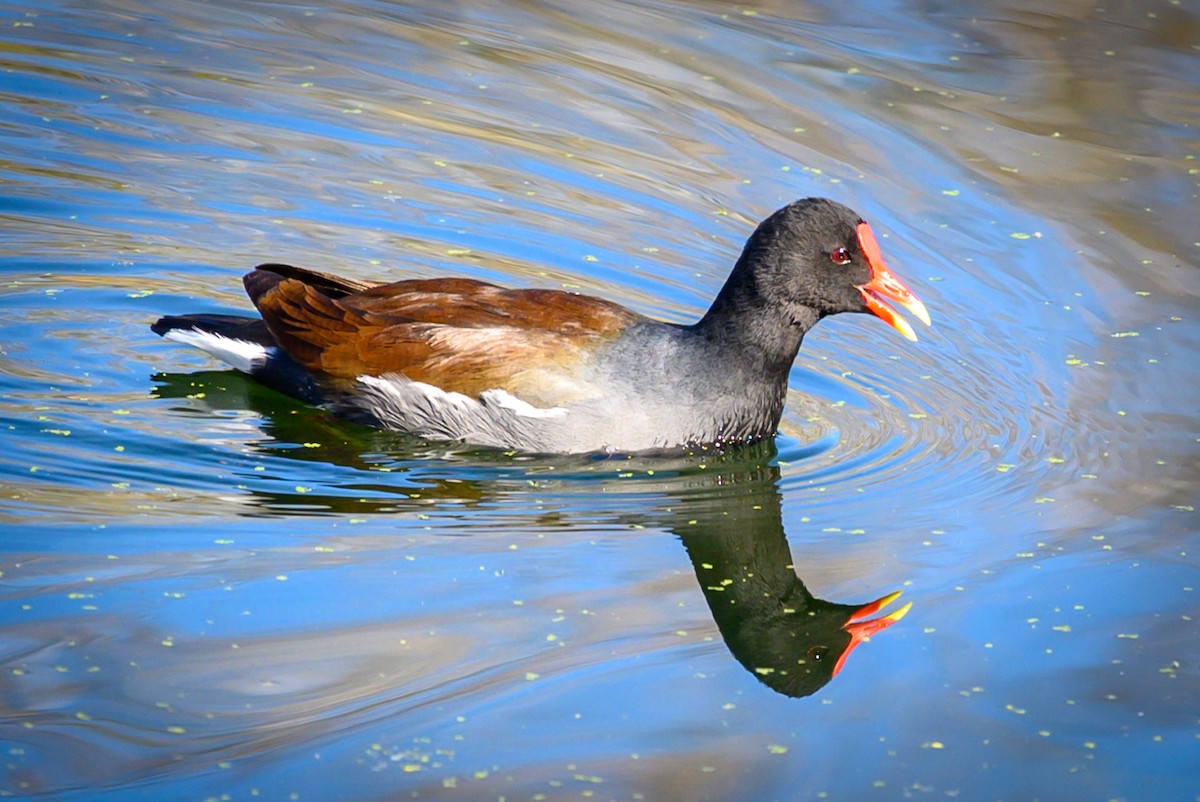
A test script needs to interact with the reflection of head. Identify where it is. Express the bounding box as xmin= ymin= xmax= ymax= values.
xmin=672 ymin=449 xmax=909 ymax=698
xmin=689 ymin=547 xmax=908 ymax=697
